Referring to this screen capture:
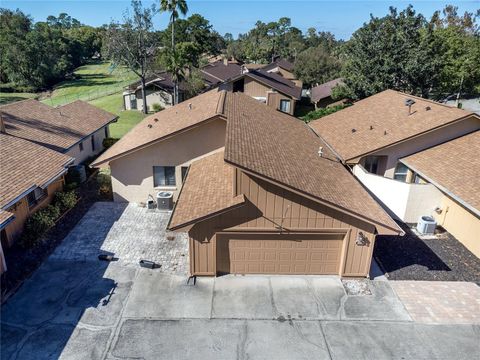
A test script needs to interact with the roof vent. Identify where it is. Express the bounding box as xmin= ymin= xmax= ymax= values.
xmin=154 ymin=118 xmax=159 ymax=122
xmin=384 ymin=130 xmax=387 ymax=135
xmin=369 ymin=125 xmax=373 ymax=130
xmin=426 ymin=106 xmax=431 ymax=111
xmin=148 ymin=124 xmax=153 ymax=128
xmin=405 ymin=98 xmax=416 ymax=115
xmin=318 ymin=146 xmax=323 ymax=157
xmin=351 ymin=128 xmax=356 ymax=133
xmin=188 ymin=103 xmax=192 ymax=110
